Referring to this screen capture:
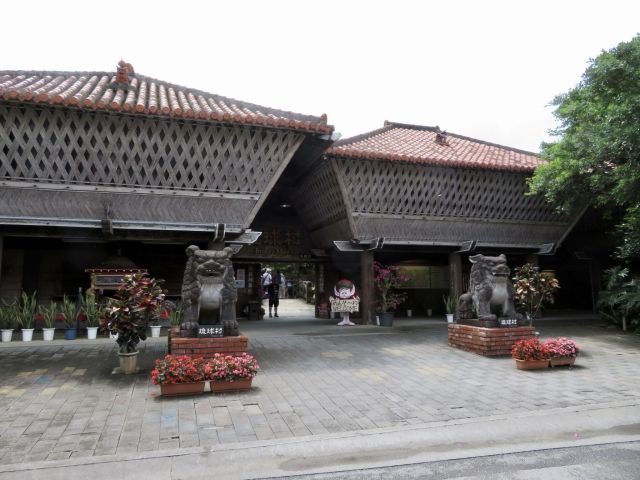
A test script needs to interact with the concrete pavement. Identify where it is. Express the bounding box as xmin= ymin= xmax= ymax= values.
xmin=0 ymin=303 xmax=639 ymax=478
